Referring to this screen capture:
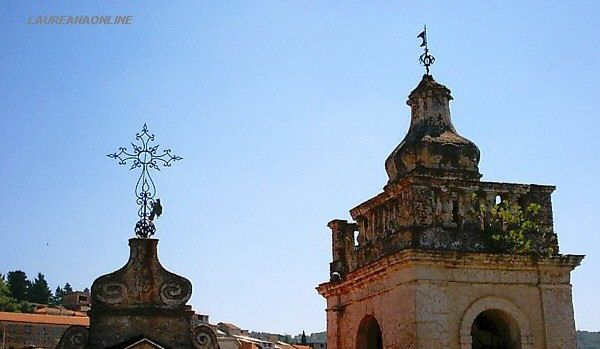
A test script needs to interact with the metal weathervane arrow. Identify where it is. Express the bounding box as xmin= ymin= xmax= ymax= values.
xmin=108 ymin=124 xmax=182 ymax=238
xmin=418 ymin=25 xmax=435 ymax=75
